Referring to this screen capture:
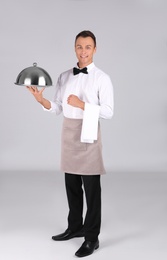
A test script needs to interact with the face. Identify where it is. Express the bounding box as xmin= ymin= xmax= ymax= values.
xmin=75 ymin=36 xmax=96 ymax=68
